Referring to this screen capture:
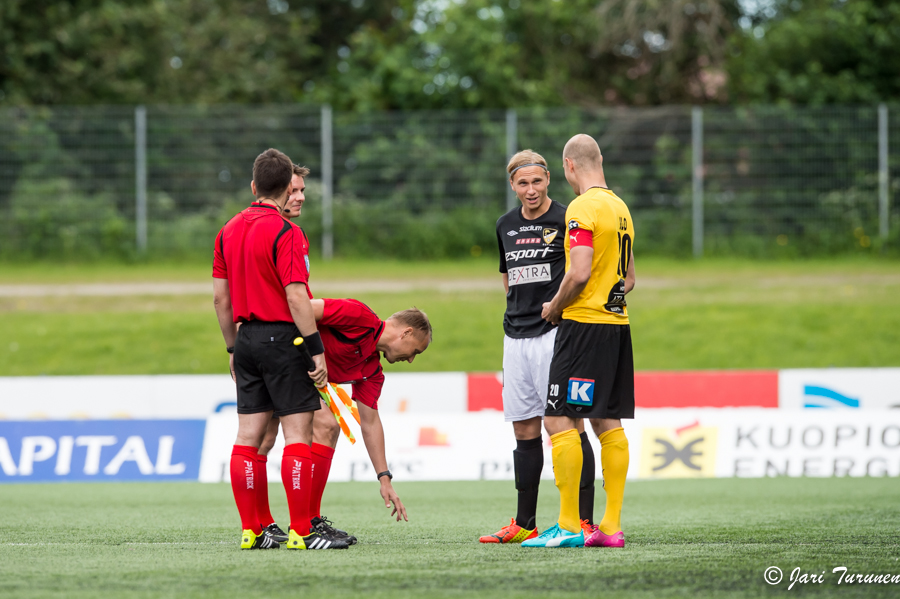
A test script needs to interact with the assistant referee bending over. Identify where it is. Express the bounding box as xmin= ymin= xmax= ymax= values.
xmin=213 ymin=148 xmax=342 ymax=550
